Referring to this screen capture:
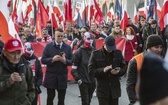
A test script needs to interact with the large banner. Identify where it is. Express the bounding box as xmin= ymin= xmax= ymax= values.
xmin=32 ymin=38 xmax=126 ymax=81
